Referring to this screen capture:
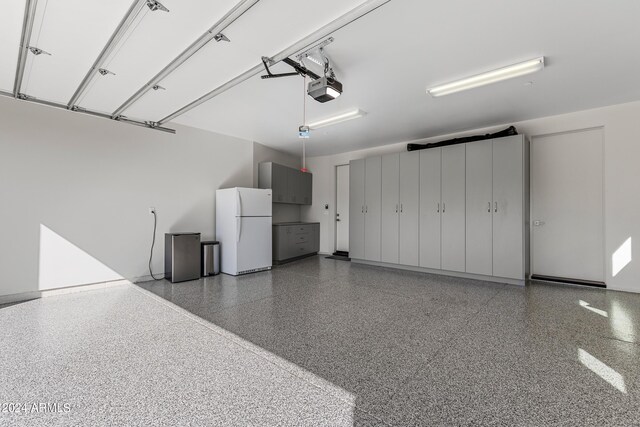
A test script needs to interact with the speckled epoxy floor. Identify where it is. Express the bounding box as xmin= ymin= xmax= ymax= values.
xmin=2 ymin=256 xmax=640 ymax=426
